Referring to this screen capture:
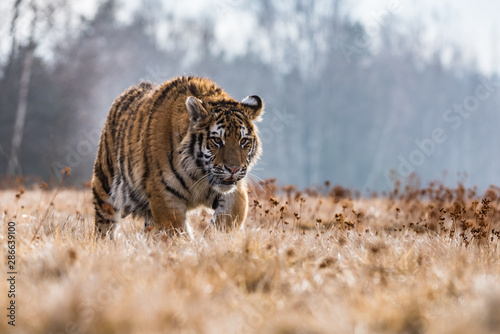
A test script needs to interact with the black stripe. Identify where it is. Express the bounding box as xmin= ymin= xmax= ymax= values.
xmin=162 ymin=178 xmax=187 ymax=201
xmin=94 ymin=208 xmax=105 ymax=221
xmin=118 ymin=90 xmax=143 ymax=168
xmin=232 ymin=112 xmax=246 ymax=124
xmin=139 ymin=81 xmax=154 ymax=90
xmin=126 ymin=153 xmax=134 ymax=185
xmin=211 ymin=193 xmax=220 ymax=210
xmin=108 ymin=95 xmax=125 ymax=130
xmin=120 ymin=89 xmax=143 ymax=115
xmin=92 ymin=187 xmax=105 ymax=207
xmin=248 ymin=148 xmax=256 ymax=162
xmin=115 ymin=90 xmax=142 ymax=181
xmin=154 ymin=88 xmax=170 ymax=108
xmin=153 ymin=78 xmax=182 ymax=109
xmin=140 ymin=201 xmax=150 ymax=213
xmin=209 ymin=100 xmax=239 ymax=107
xmin=94 ymin=163 xmax=111 ymax=194
xmin=188 ymin=133 xmax=197 ymax=156
xmin=196 ymin=133 xmax=204 ymax=150
xmin=215 ymin=113 xmax=226 ymax=123
xmin=188 ymin=82 xmax=199 ymax=96
xmin=195 ymin=157 xmax=205 ymax=170
xmin=142 ymin=155 xmax=150 ymax=180
xmin=168 ymin=132 xmax=189 ymax=192
xmin=195 ymin=132 xmax=206 ymax=170
xmin=143 ymin=110 xmax=154 ymax=183
xmin=103 ymin=131 xmax=114 ymax=179
xmin=111 ymin=90 xmax=138 ymax=137
xmin=128 ymin=188 xmax=146 ymax=206
xmin=136 ymin=108 xmax=145 ymax=143
xmin=208 ymin=174 xmax=217 ymax=186
xmin=126 ymin=99 xmax=146 ymax=186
